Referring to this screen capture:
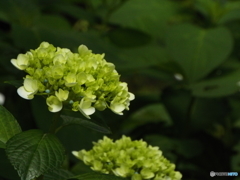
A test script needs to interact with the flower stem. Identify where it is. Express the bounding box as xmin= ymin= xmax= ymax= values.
xmin=48 ymin=111 xmax=61 ymax=134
